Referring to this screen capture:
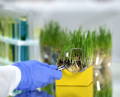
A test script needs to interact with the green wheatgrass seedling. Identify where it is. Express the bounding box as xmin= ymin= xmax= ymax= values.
xmin=85 ymin=31 xmax=95 ymax=66
xmin=0 ymin=17 xmax=5 ymax=36
xmin=97 ymin=27 xmax=112 ymax=56
xmin=91 ymin=31 xmax=97 ymax=65
xmin=40 ymin=21 xmax=70 ymax=66
xmin=95 ymin=86 xmax=112 ymax=97
xmin=40 ymin=21 xmax=95 ymax=68
xmin=58 ymin=29 xmax=95 ymax=72
xmin=58 ymin=29 xmax=84 ymax=72
xmin=92 ymin=27 xmax=112 ymax=66
xmin=40 ymin=21 xmax=69 ymax=52
xmin=71 ymin=30 xmax=94 ymax=66
xmin=0 ymin=17 xmax=2 ymax=35
xmin=40 ymin=21 xmax=69 ymax=94
xmin=94 ymin=27 xmax=112 ymax=97
xmin=95 ymin=81 xmax=112 ymax=97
